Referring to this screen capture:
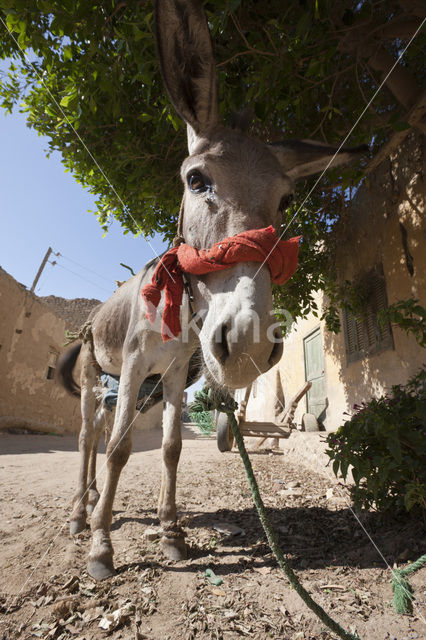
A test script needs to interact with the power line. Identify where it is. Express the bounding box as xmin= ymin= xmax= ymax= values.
xmin=56 ymin=252 xmax=114 ymax=285
xmin=50 ymin=261 xmax=112 ymax=295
